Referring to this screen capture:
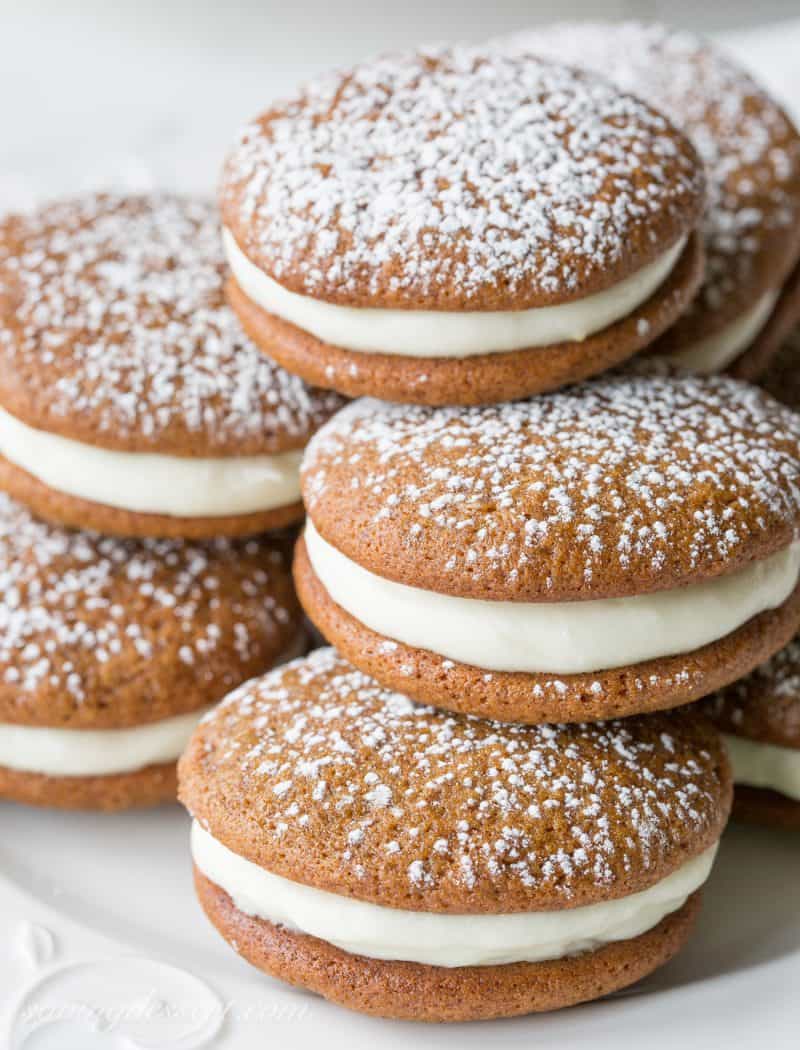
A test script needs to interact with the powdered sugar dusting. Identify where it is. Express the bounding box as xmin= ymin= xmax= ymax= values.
xmin=0 ymin=194 xmax=343 ymax=453
xmin=223 ymin=46 xmax=702 ymax=307
xmin=503 ymin=23 xmax=800 ymax=328
xmin=198 ymin=648 xmax=725 ymax=904
xmin=0 ymin=493 xmax=293 ymax=717
xmin=302 ymin=371 xmax=800 ymax=600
